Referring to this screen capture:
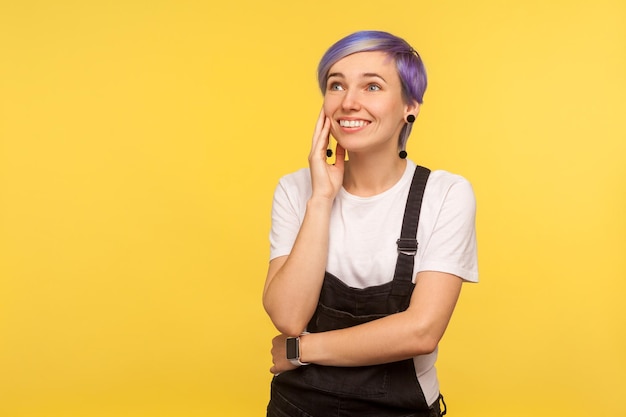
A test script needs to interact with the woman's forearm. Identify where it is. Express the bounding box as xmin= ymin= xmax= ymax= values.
xmin=298 ymin=311 xmax=436 ymax=367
